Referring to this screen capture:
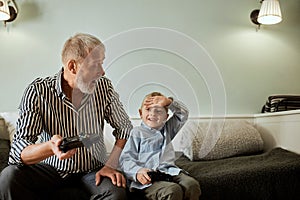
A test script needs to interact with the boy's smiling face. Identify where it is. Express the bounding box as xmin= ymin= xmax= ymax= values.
xmin=139 ymin=105 xmax=168 ymax=129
